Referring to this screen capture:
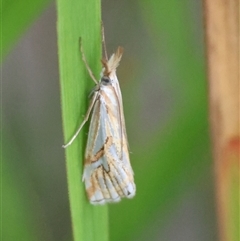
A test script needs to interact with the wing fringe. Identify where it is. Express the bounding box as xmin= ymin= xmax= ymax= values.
xmin=84 ymin=161 xmax=135 ymax=205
